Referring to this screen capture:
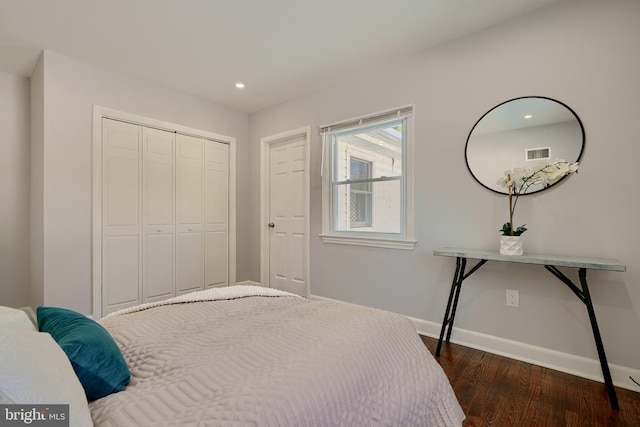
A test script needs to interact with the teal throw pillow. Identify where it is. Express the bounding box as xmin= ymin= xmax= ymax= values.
xmin=37 ymin=306 xmax=130 ymax=401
